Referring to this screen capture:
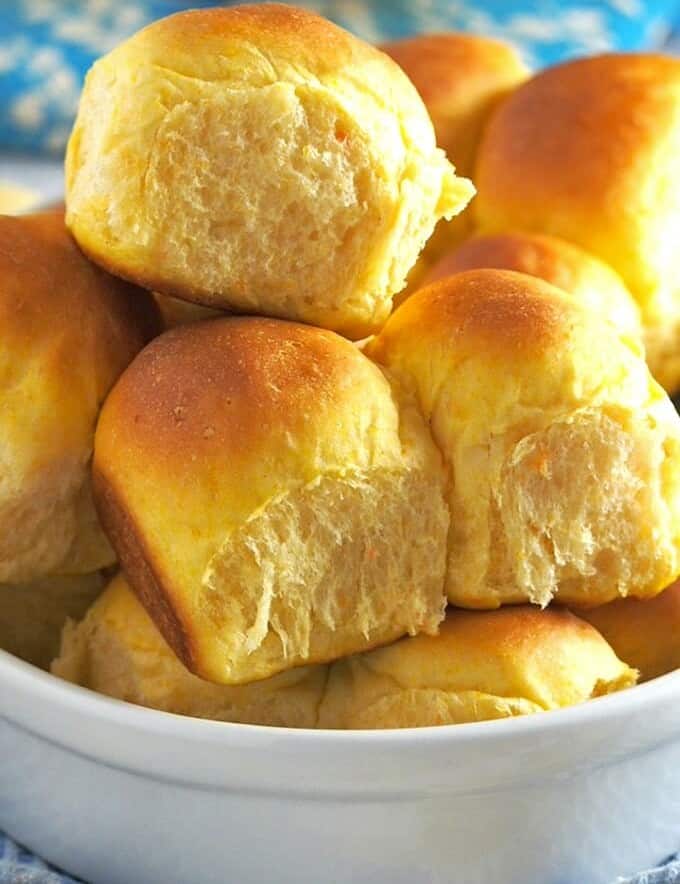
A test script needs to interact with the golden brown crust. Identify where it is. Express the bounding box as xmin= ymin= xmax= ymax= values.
xmin=374 ymin=268 xmax=570 ymax=364
xmin=0 ymin=211 xmax=161 ymax=582
xmin=435 ymin=605 xmax=592 ymax=657
xmin=141 ymin=4 xmax=390 ymax=77
xmin=477 ymin=53 xmax=680 ymax=216
xmin=421 ymin=232 xmax=641 ymax=338
xmin=92 ymin=472 xmax=194 ymax=670
xmin=0 ymin=212 xmax=160 ymax=366
xmin=93 ymin=316 xmax=449 ymax=683
xmin=426 ymin=232 xmax=607 ymax=288
xmin=574 ymin=580 xmax=680 ymax=681
xmin=382 ymin=34 xmax=525 ymax=109
xmin=94 ymin=317 xmax=376 ymax=483
xmin=474 ymin=54 xmax=680 ymax=329
xmin=382 ymin=33 xmax=527 ymax=175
